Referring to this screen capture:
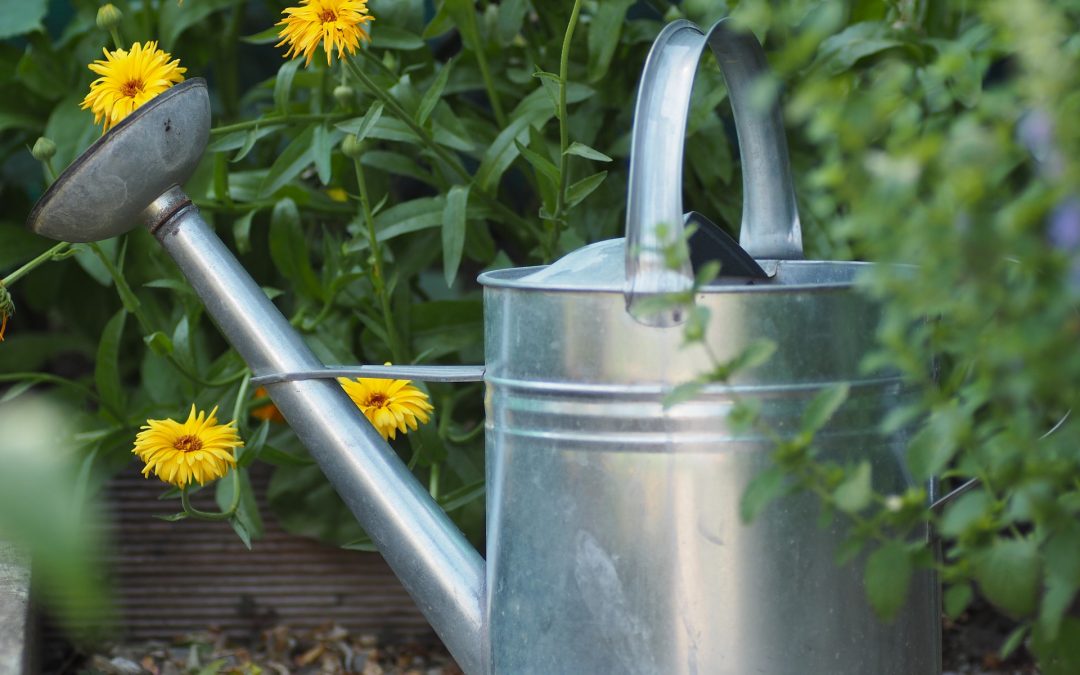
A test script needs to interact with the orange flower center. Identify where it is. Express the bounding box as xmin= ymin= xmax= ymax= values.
xmin=320 ymin=9 xmax=338 ymax=22
xmin=121 ymin=79 xmax=145 ymax=98
xmin=174 ymin=434 xmax=203 ymax=453
xmin=365 ymin=393 xmax=387 ymax=408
